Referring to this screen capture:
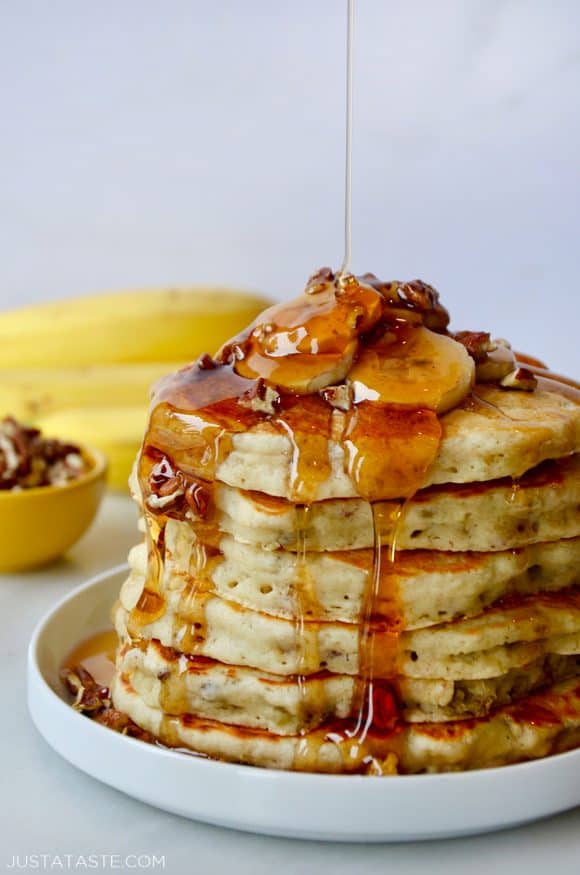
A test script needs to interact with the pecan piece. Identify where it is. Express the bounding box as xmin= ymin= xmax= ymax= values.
xmin=147 ymin=456 xmax=185 ymax=511
xmin=0 ymin=416 xmax=85 ymax=489
xmin=239 ymin=378 xmax=281 ymax=415
xmin=500 ymin=367 xmax=538 ymax=391
xmin=321 ymin=383 xmax=353 ymax=412
xmin=61 ymin=666 xmax=111 ymax=713
xmin=453 ymin=331 xmax=497 ymax=363
xmin=305 ymin=266 xmax=335 ymax=295
xmin=362 ymin=277 xmax=450 ymax=332
xmin=185 ymin=479 xmax=212 ymax=518
xmin=63 ymin=664 xmax=157 ymax=743
xmin=215 ymin=336 xmax=250 ymax=365
xmin=197 ymin=353 xmax=218 ymax=370
xmin=146 ymin=489 xmax=184 ymax=511
xmin=397 ymin=280 xmax=450 ymax=332
xmin=94 ymin=706 xmax=157 ymax=743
